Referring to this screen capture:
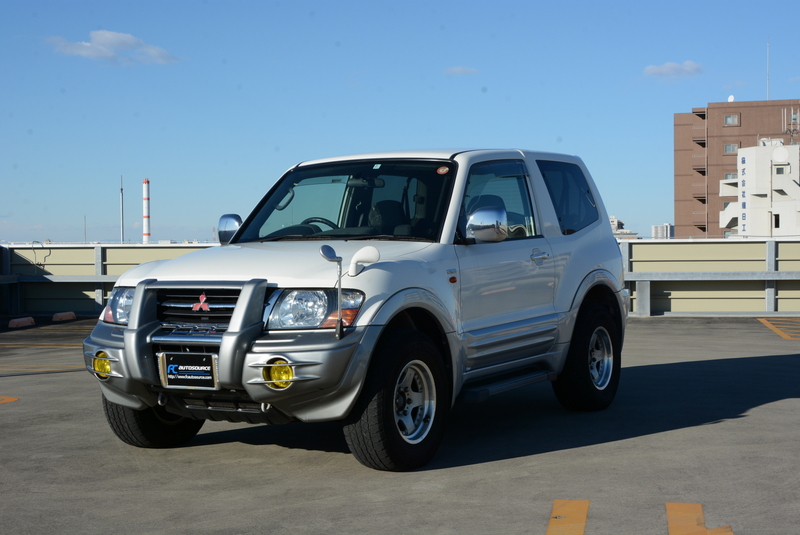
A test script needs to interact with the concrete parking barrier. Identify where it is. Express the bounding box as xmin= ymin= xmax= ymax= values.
xmin=52 ymin=312 xmax=77 ymax=321
xmin=8 ymin=317 xmax=35 ymax=328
